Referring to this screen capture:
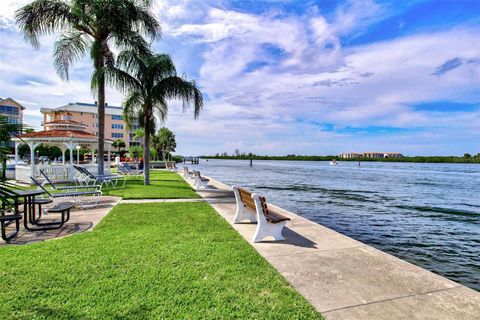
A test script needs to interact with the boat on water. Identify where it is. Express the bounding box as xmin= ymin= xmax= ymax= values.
xmin=329 ymin=159 xmax=337 ymax=166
